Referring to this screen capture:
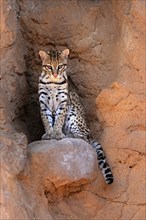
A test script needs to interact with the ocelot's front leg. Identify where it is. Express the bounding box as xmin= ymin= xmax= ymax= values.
xmin=40 ymin=102 xmax=54 ymax=140
xmin=53 ymin=101 xmax=68 ymax=139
